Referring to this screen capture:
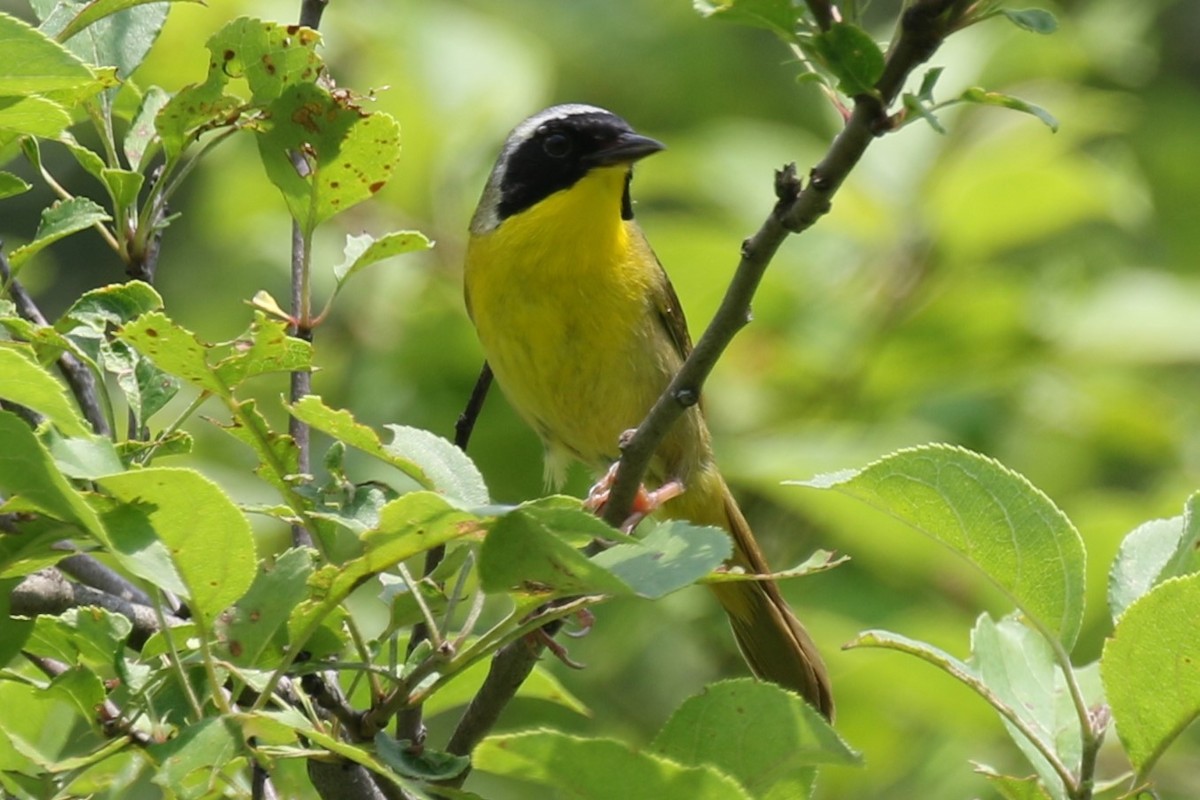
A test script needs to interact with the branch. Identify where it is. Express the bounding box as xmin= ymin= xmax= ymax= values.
xmin=11 ymin=569 xmax=183 ymax=648
xmin=0 ymin=246 xmax=111 ymax=437
xmin=600 ymin=0 xmax=966 ymax=525
xmin=57 ymin=550 xmax=154 ymax=606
